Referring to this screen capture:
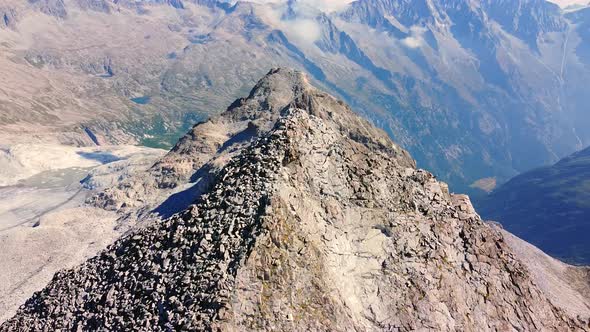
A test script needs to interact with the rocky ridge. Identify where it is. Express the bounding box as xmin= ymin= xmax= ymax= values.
xmin=2 ymin=69 xmax=589 ymax=331
xmin=3 ymin=0 xmax=590 ymax=194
